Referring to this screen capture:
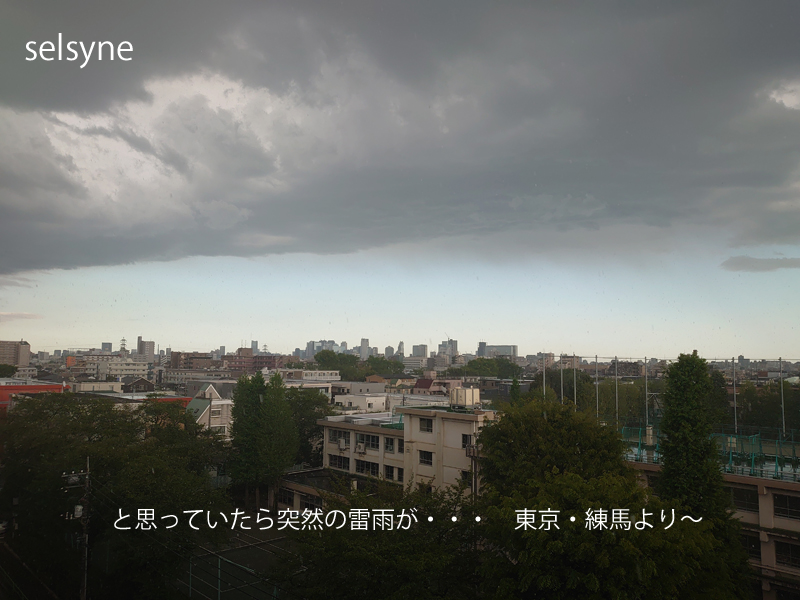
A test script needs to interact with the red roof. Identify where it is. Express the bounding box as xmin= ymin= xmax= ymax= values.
xmin=0 ymin=383 xmax=69 ymax=411
xmin=414 ymin=379 xmax=434 ymax=390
